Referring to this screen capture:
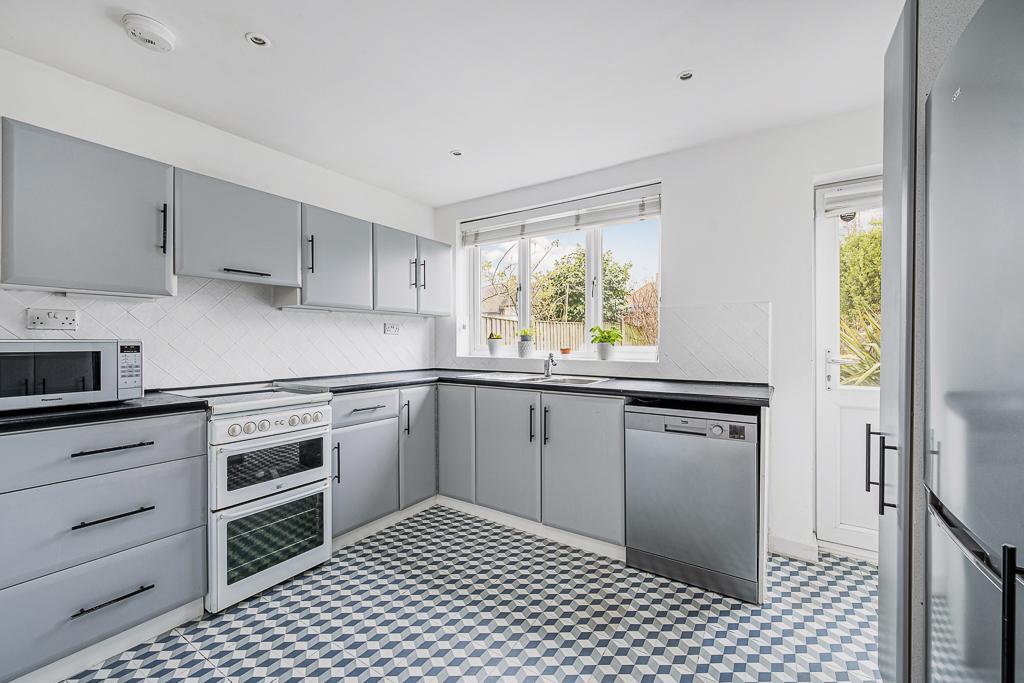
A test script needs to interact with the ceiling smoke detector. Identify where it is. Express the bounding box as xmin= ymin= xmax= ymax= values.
xmin=121 ymin=14 xmax=176 ymax=53
xmin=245 ymin=32 xmax=271 ymax=47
